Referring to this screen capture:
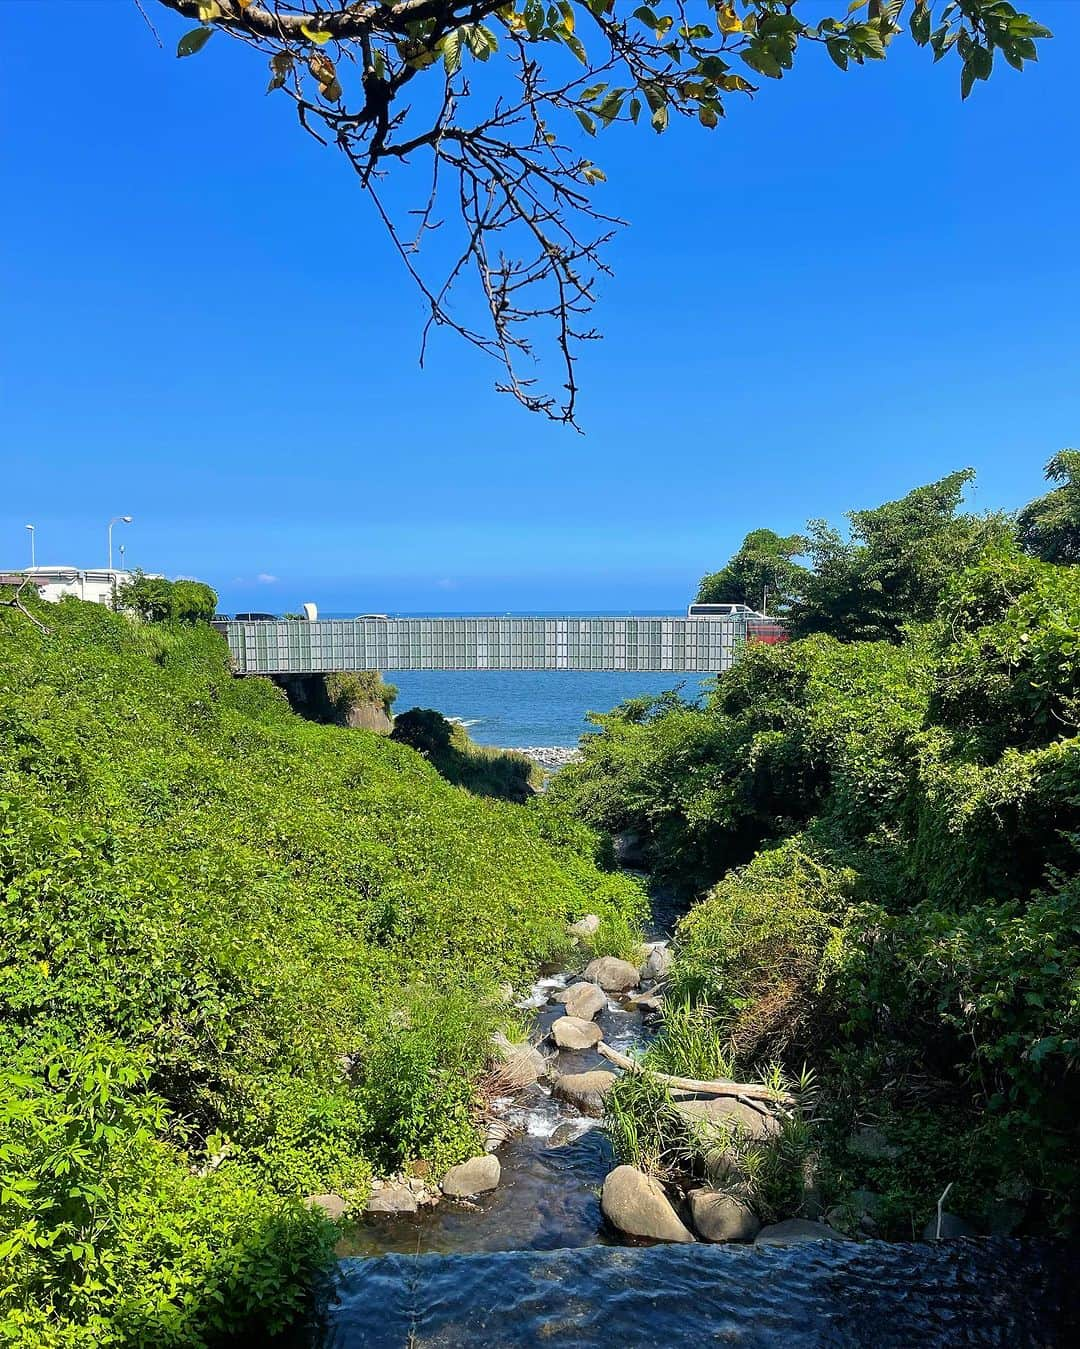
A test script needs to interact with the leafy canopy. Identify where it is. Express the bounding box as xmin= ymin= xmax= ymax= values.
xmin=158 ymin=1 xmax=1051 ymax=422
xmin=1017 ymin=449 xmax=1080 ymax=564
xmin=696 ymin=527 xmax=807 ymax=612
xmin=789 ymin=468 xmax=1004 ymax=641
